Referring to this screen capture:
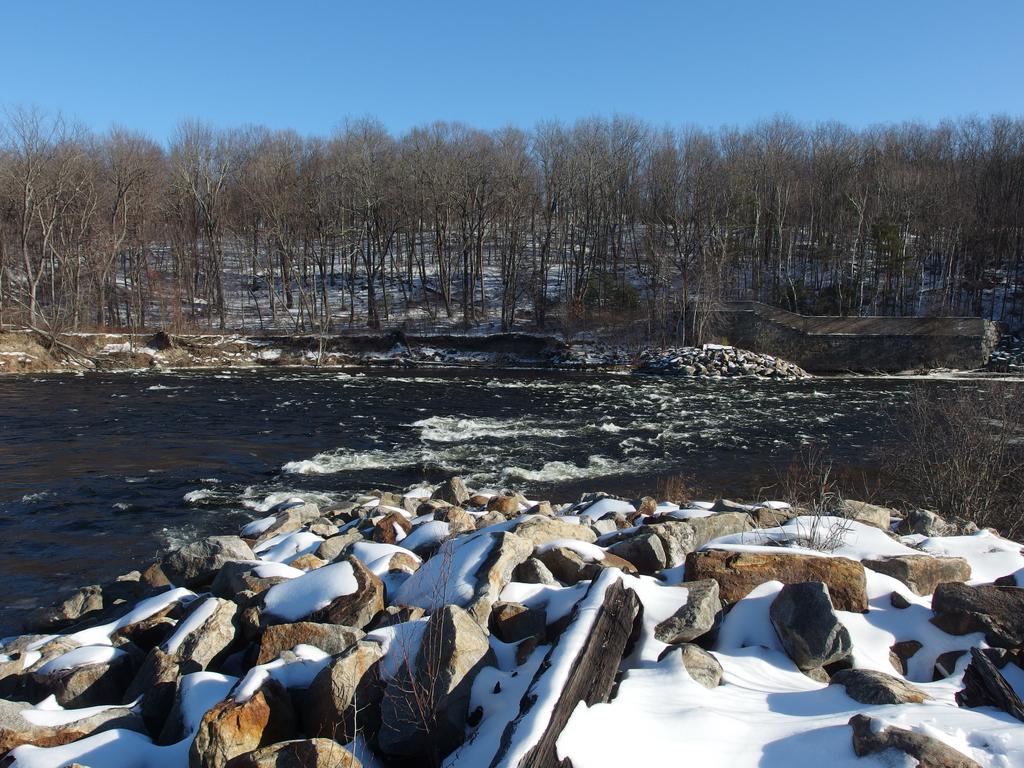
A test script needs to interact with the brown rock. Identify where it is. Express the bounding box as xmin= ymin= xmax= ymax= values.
xmin=930 ymin=582 xmax=1024 ymax=648
xmin=286 ymin=554 xmax=326 ymax=571
xmin=890 ymin=640 xmax=923 ymax=675
xmin=372 ymin=512 xmax=412 ymax=544
xmin=831 ymin=669 xmax=930 ymax=704
xmin=308 ymin=557 xmax=384 ymax=629
xmin=489 ymin=601 xmax=547 ymax=644
xmin=862 ymin=555 xmax=971 ymax=596
xmin=684 ymin=550 xmax=869 ymax=612
xmin=849 ymin=713 xmax=981 ymax=768
xmin=487 ymin=494 xmax=520 ymax=516
xmin=256 ymin=623 xmax=364 ymax=665
xmin=189 ymin=681 xmax=297 ymax=768
xmin=0 ymin=697 xmax=145 ymax=753
xmin=226 ymin=738 xmax=361 ymax=768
